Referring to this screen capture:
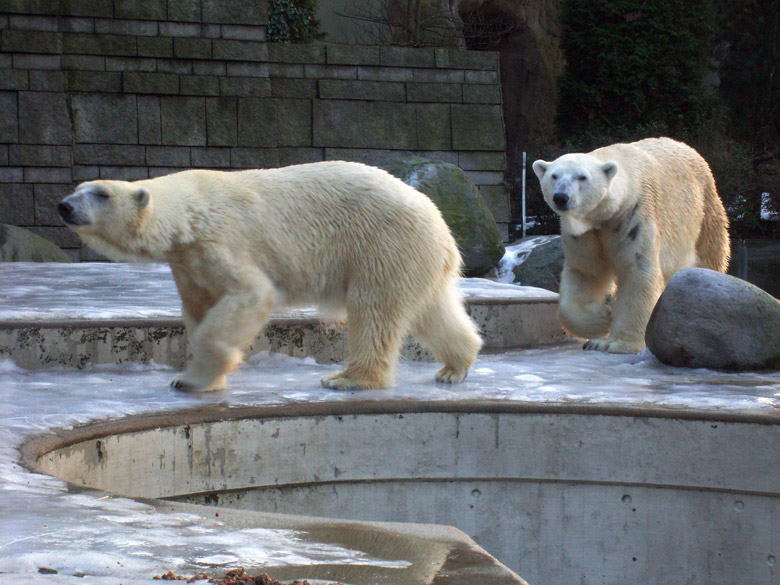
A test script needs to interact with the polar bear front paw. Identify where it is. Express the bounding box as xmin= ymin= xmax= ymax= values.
xmin=583 ymin=338 xmax=643 ymax=354
xmin=435 ymin=366 xmax=468 ymax=384
xmin=170 ymin=372 xmax=227 ymax=392
xmin=321 ymin=372 xmax=377 ymax=391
